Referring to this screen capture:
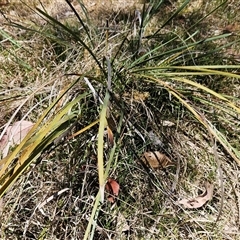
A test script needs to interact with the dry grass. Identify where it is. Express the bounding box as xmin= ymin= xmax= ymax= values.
xmin=1 ymin=0 xmax=240 ymax=239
